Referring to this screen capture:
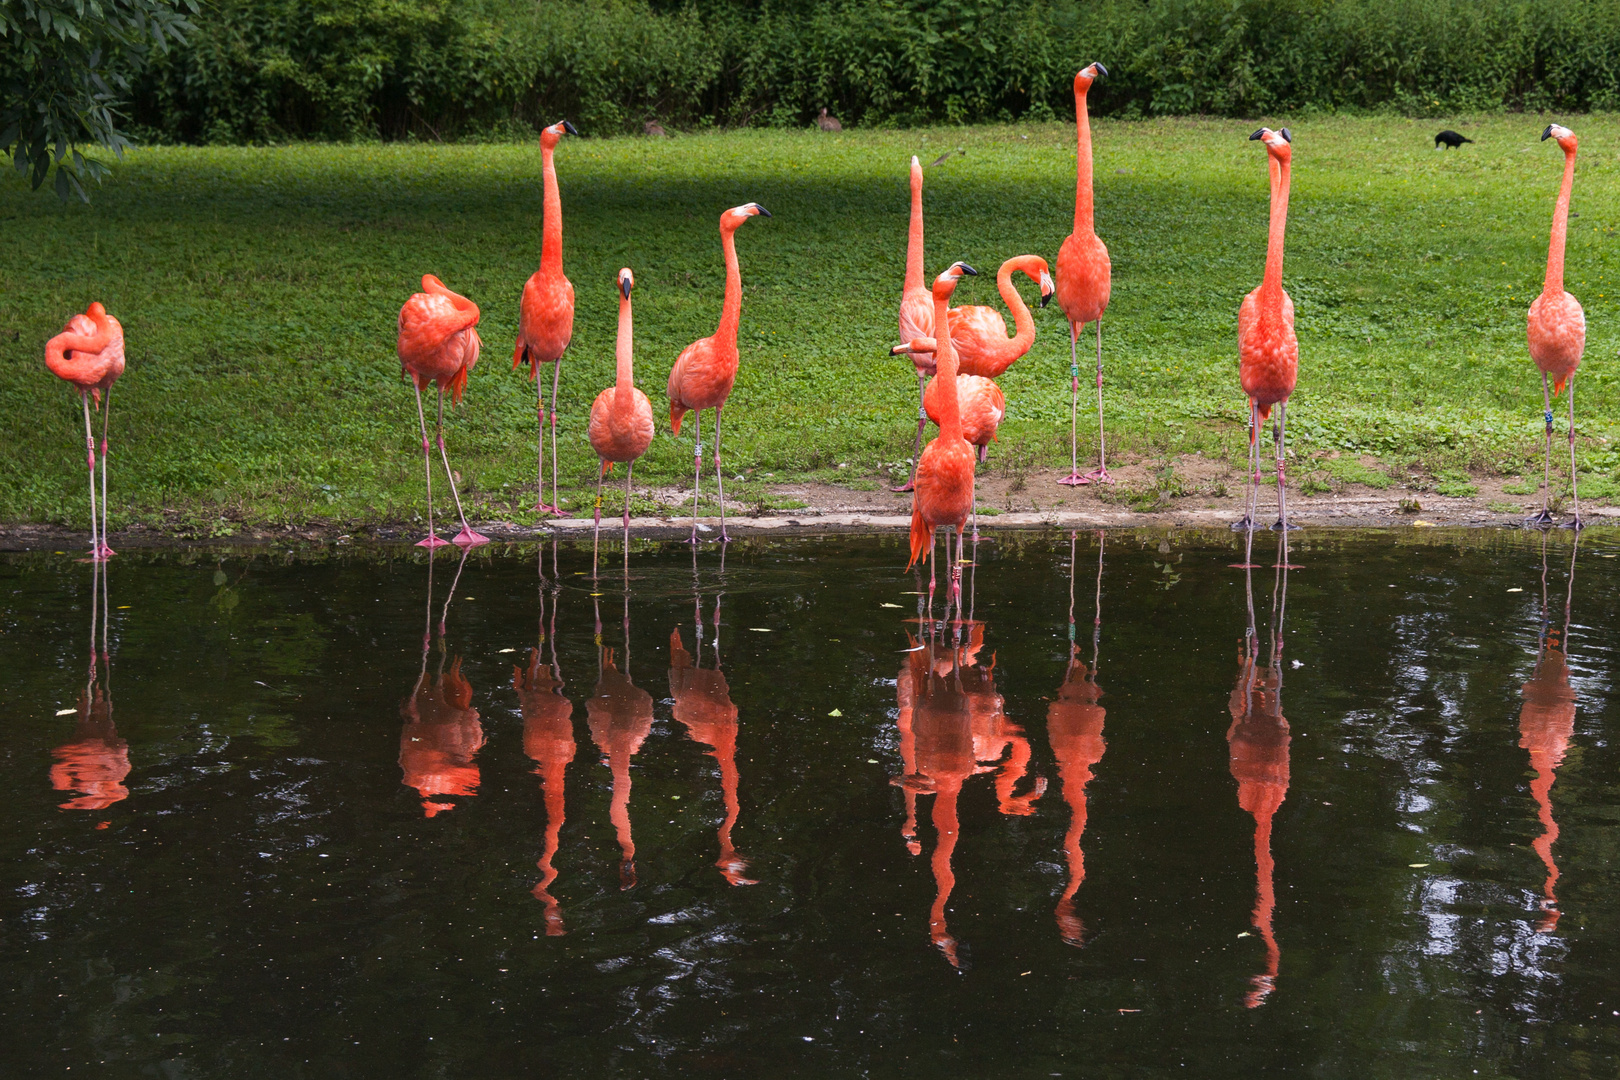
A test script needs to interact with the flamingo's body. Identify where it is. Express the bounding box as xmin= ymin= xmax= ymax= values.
xmin=1055 ymin=63 xmax=1114 ymax=486
xmin=400 ymin=655 xmax=485 ymax=817
xmin=587 ymin=639 xmax=654 ymax=890
xmin=907 ymin=264 xmax=978 ymax=612
xmin=1528 ymin=124 xmax=1587 ymax=528
xmin=397 ymin=274 xmax=488 ymax=547
xmin=670 ymin=622 xmax=756 ymax=886
xmin=588 ymin=270 xmax=656 ymax=573
xmin=516 ymin=641 xmax=575 ymax=935
xmin=514 ymin=120 xmax=579 ymax=515
xmin=45 ymin=302 xmax=126 ymax=560
xmin=923 ymin=374 xmax=1005 ymax=456
xmin=667 ymin=203 xmax=771 ymax=543
xmin=1235 ymin=128 xmax=1299 ymax=533
xmin=946 ymin=255 xmax=1055 ymax=377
